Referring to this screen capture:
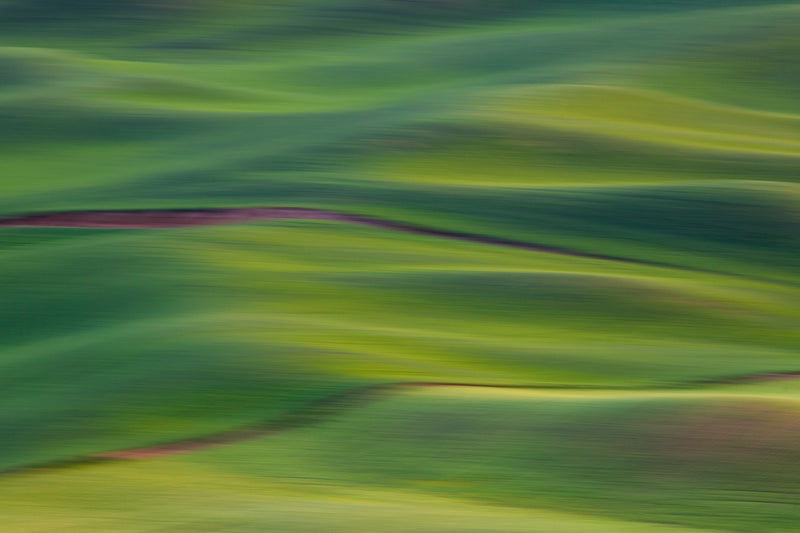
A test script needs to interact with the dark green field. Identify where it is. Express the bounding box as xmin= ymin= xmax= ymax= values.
xmin=1 ymin=1 xmax=799 ymax=532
